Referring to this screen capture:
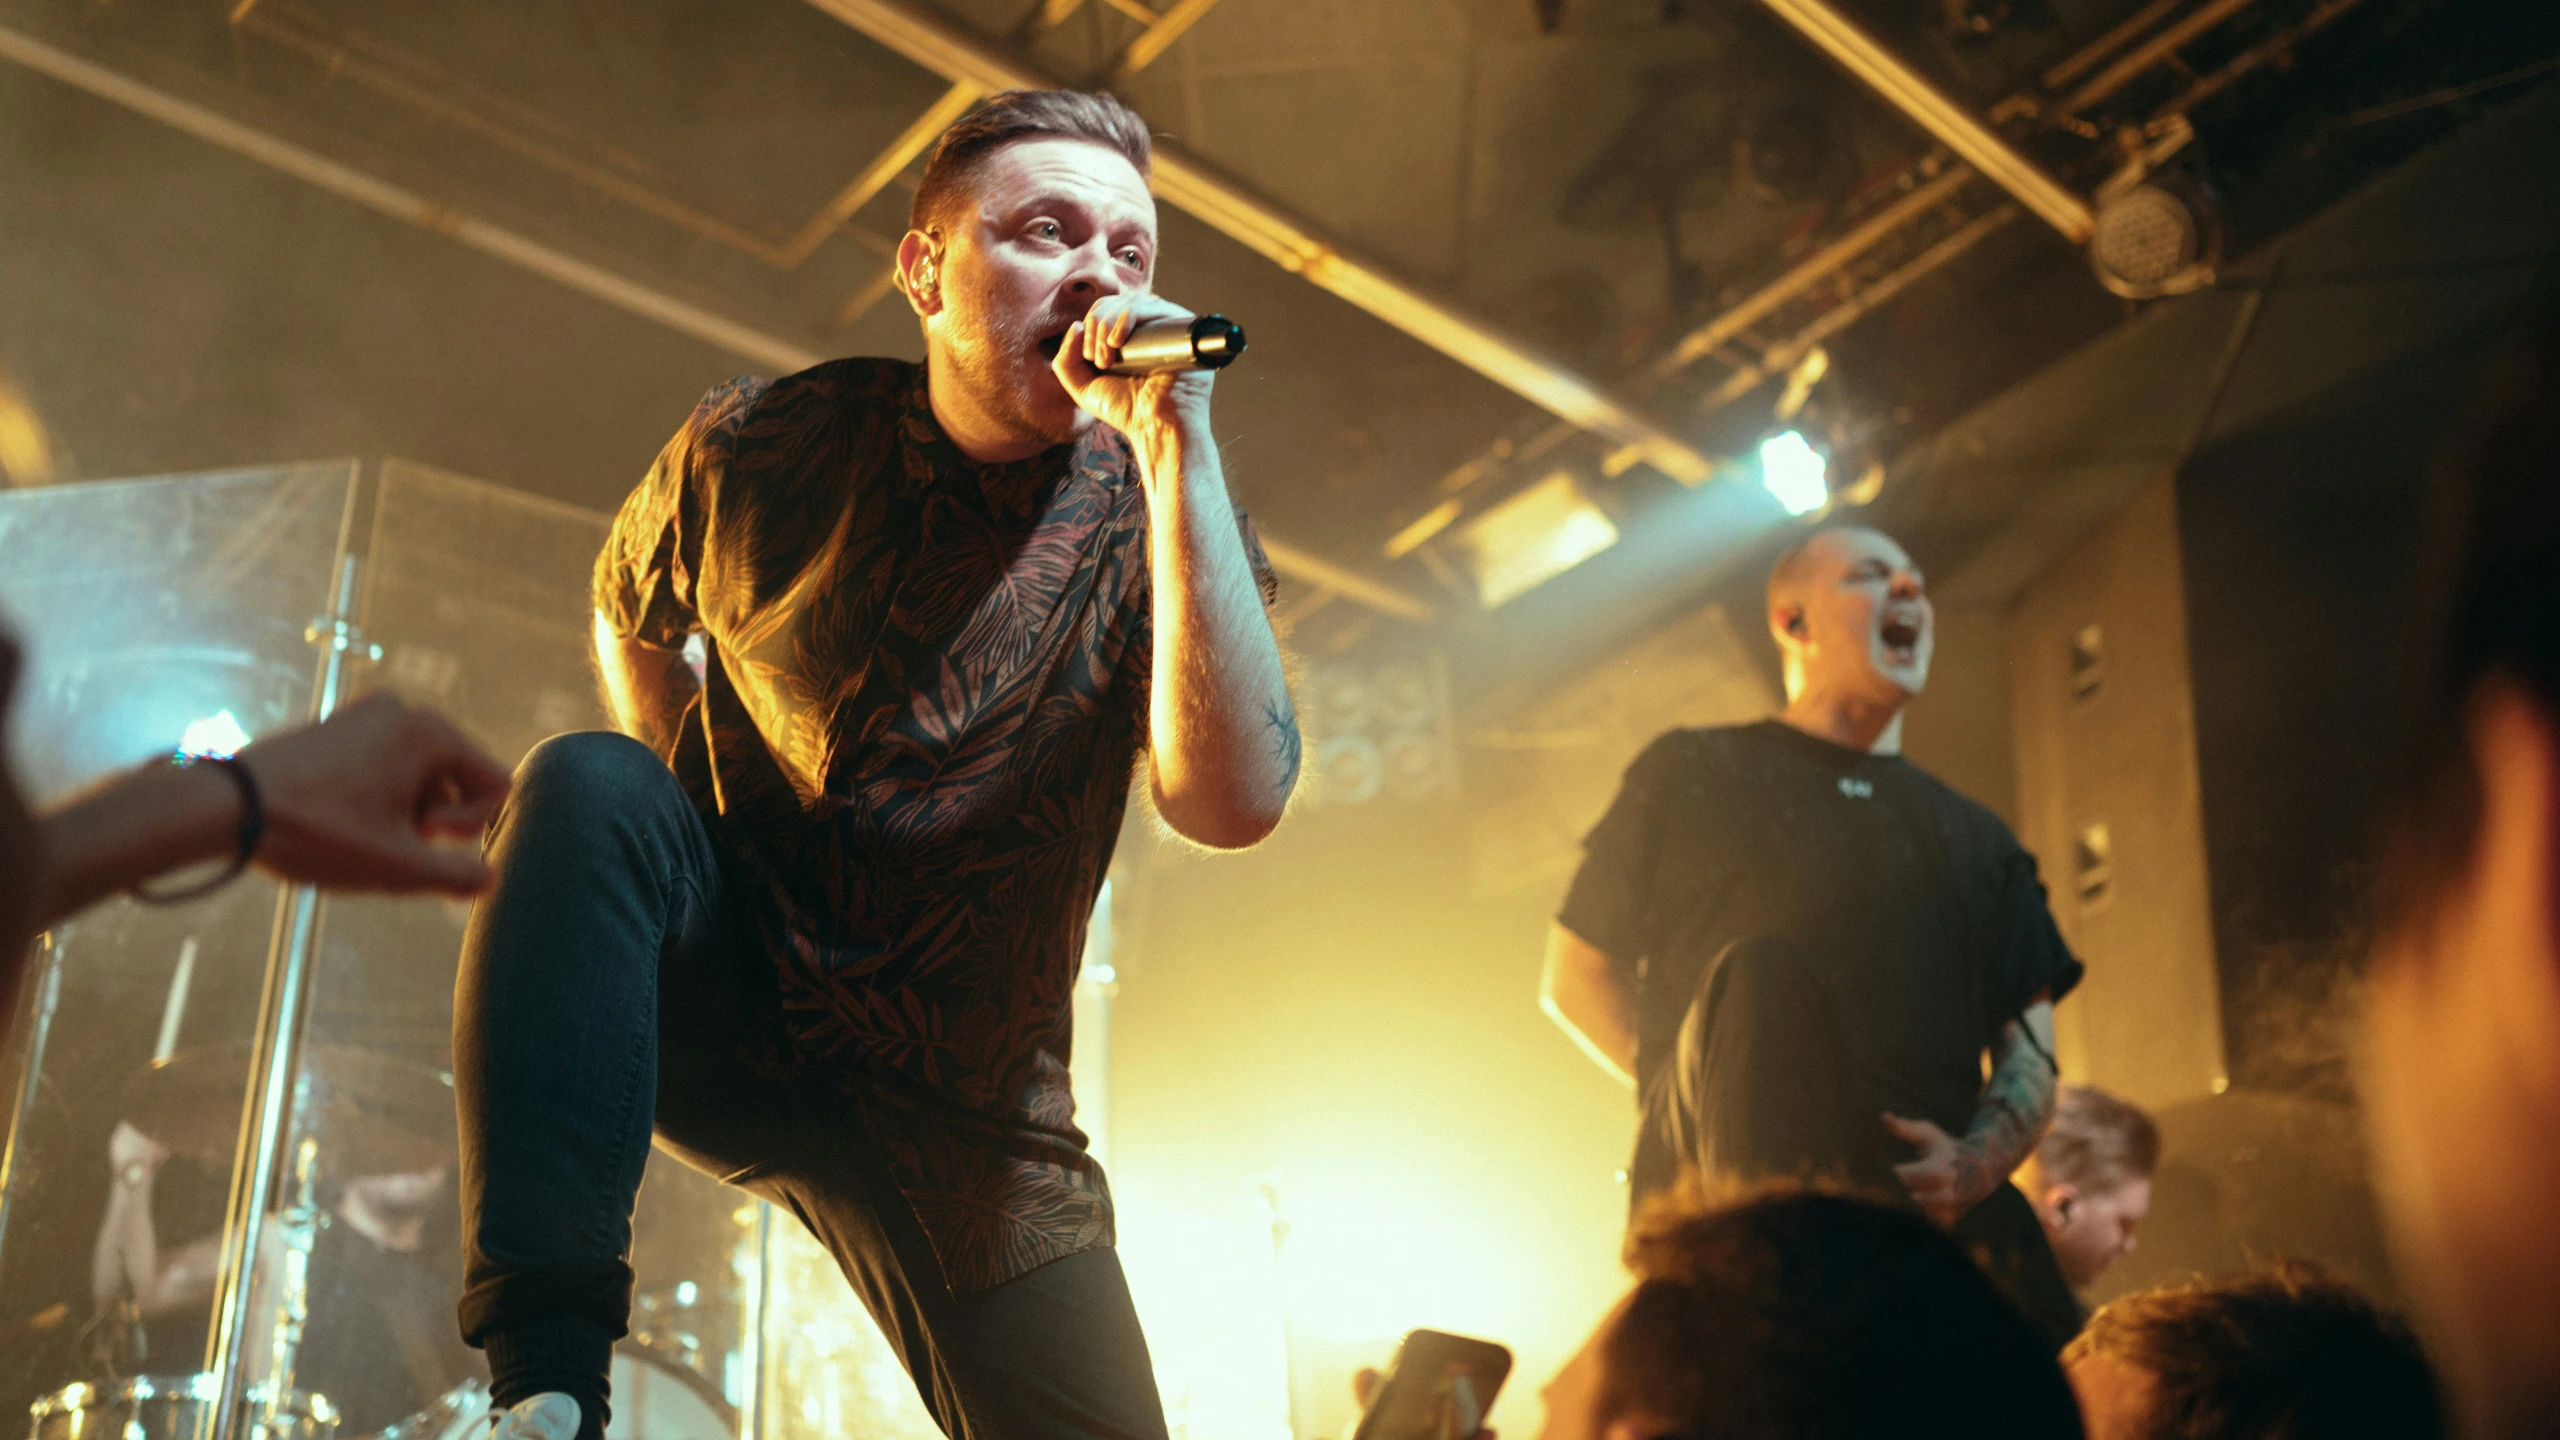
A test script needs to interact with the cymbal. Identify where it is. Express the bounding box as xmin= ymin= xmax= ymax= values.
xmin=121 ymin=1043 xmax=456 ymax=1178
